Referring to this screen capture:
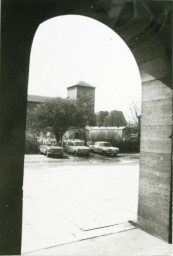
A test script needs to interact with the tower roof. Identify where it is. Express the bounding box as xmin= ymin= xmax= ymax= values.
xmin=27 ymin=94 xmax=55 ymax=103
xmin=67 ymin=81 xmax=96 ymax=89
